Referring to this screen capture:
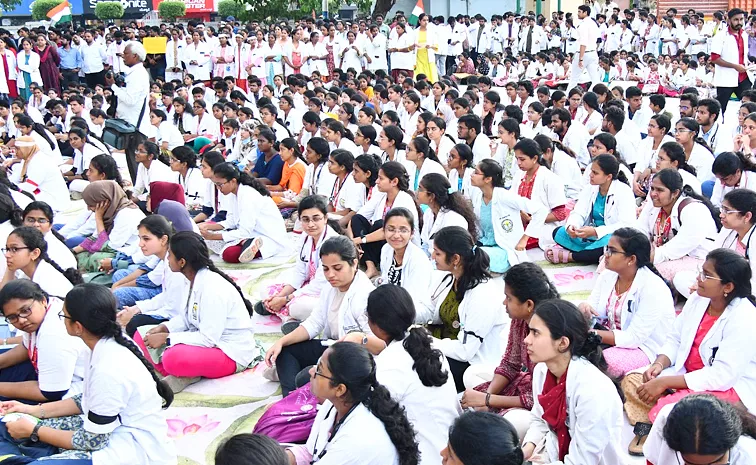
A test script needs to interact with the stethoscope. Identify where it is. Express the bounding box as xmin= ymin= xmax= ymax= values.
xmin=300 ymin=228 xmax=328 ymax=263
